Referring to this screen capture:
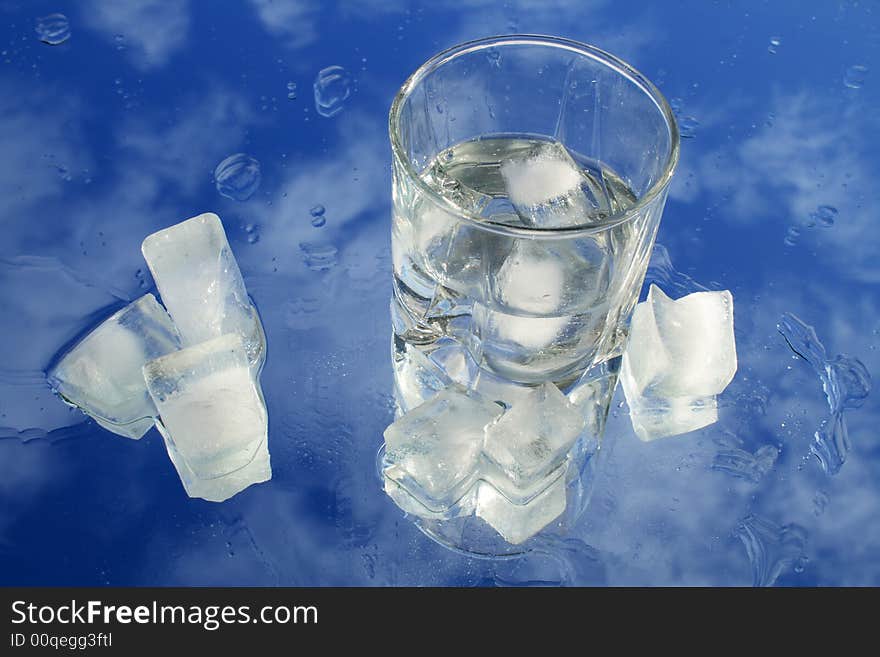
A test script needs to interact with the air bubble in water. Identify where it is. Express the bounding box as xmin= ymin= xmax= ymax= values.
xmin=844 ymin=64 xmax=868 ymax=89
xmin=767 ymin=36 xmax=781 ymax=54
xmin=314 ymin=66 xmax=353 ymax=118
xmin=286 ymin=81 xmax=297 ymax=99
xmin=214 ymin=153 xmax=261 ymax=201
xmin=35 ymin=13 xmax=70 ymax=46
